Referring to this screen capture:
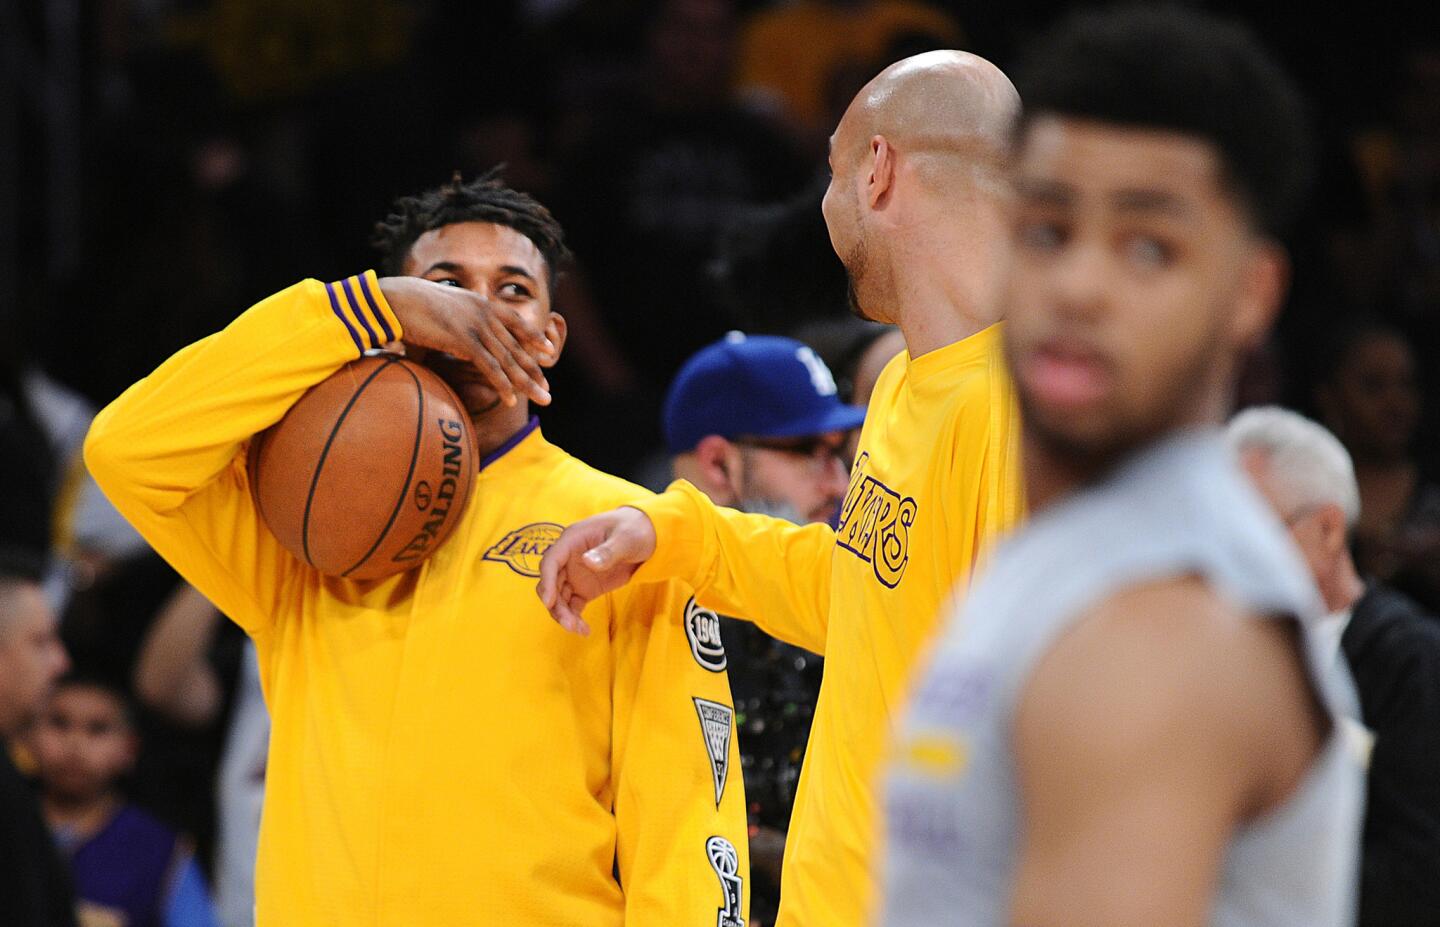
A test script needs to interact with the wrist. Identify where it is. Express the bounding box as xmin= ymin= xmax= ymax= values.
xmin=327 ymin=270 xmax=403 ymax=354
